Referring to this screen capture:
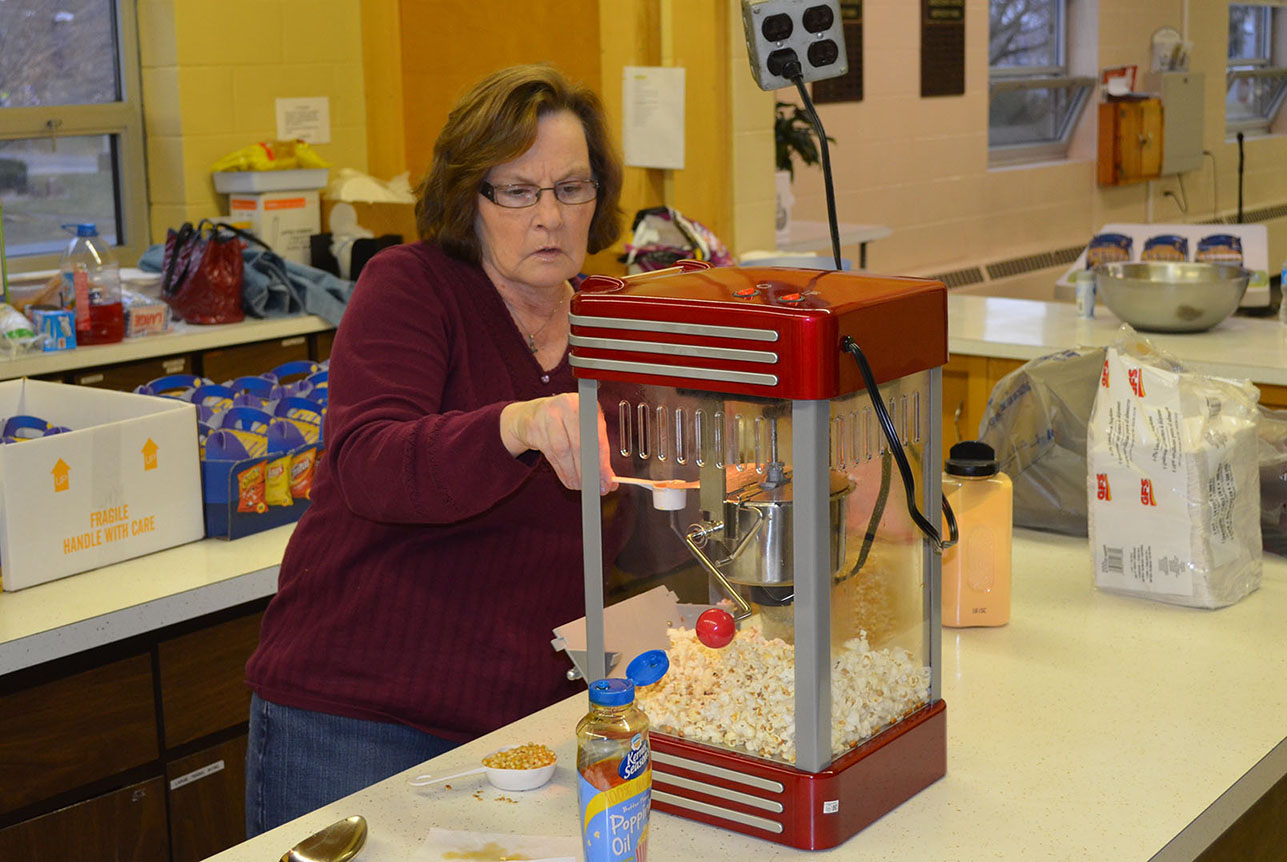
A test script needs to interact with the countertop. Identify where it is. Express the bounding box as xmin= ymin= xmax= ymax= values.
xmin=0 ymin=525 xmax=289 ymax=676
xmin=0 ymin=314 xmax=332 ymax=382
xmin=947 ymin=293 xmax=1287 ymax=385
xmin=205 ymin=530 xmax=1287 ymax=862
